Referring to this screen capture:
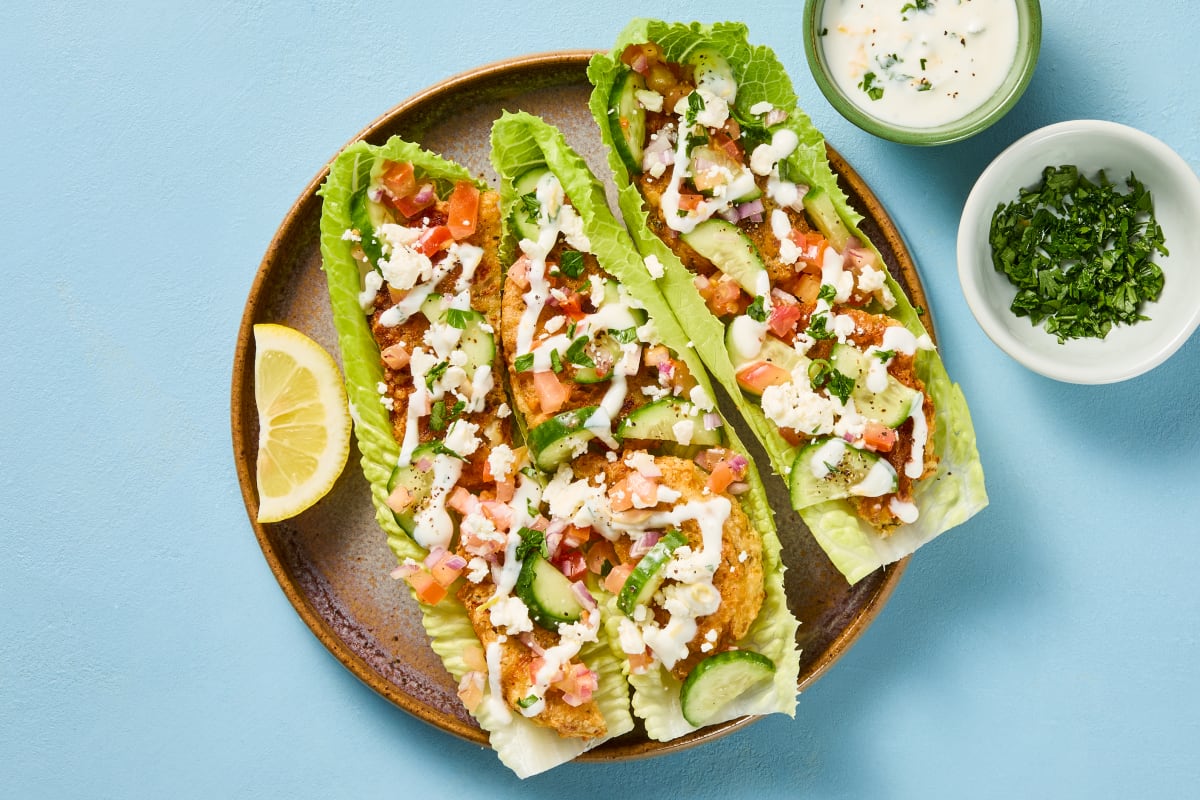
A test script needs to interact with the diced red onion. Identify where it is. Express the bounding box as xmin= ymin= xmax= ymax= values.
xmin=545 ymin=531 xmax=563 ymax=559
xmin=735 ymin=198 xmax=764 ymax=220
xmin=728 ymin=453 xmax=749 ymax=472
xmin=693 ymin=274 xmax=711 ymax=290
xmin=765 ymin=108 xmax=789 ymax=126
xmin=412 ymin=183 xmax=435 ymax=205
xmin=443 ymin=554 xmax=467 ymax=571
xmin=519 ymin=632 xmax=545 ymax=656
xmin=571 ymin=581 xmax=598 ymax=611
xmin=703 ymin=412 xmax=723 ymax=431
xmin=390 ymin=562 xmax=420 ymax=580
xmin=415 ymin=457 xmax=432 ymax=472
xmin=631 ymin=54 xmax=649 ymax=74
xmin=530 ymin=516 xmax=549 ymax=532
xmin=728 ymin=481 xmax=750 ymax=495
xmin=630 ymin=530 xmax=663 ymax=558
xmin=743 ymin=212 xmax=764 ymax=225
xmin=657 ymin=361 xmax=674 ymax=379
xmin=718 ymin=206 xmax=740 ymax=223
xmin=642 ymin=133 xmax=675 ymax=172
xmin=634 ymin=459 xmax=662 ymax=479
xmin=424 ymin=545 xmax=447 ymax=570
